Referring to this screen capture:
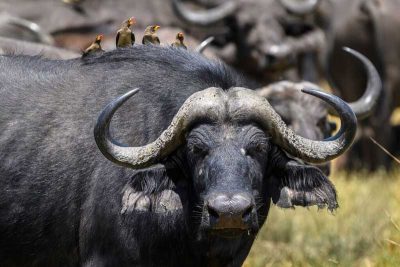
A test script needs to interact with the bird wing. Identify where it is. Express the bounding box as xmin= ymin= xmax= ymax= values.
xmin=155 ymin=36 xmax=160 ymax=44
xmin=83 ymin=43 xmax=94 ymax=54
xmin=116 ymin=32 xmax=121 ymax=46
xmin=142 ymin=36 xmax=147 ymax=45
